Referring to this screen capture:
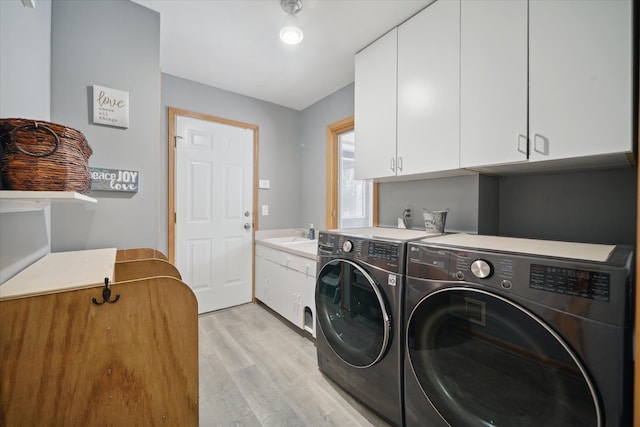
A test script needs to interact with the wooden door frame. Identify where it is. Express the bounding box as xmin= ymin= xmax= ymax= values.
xmin=167 ymin=107 xmax=259 ymax=266
xmin=326 ymin=116 xmax=378 ymax=229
